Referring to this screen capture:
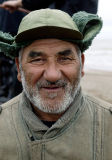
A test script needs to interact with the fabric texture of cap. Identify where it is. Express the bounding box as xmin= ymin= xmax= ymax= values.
xmin=15 ymin=9 xmax=83 ymax=42
xmin=0 ymin=9 xmax=103 ymax=59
